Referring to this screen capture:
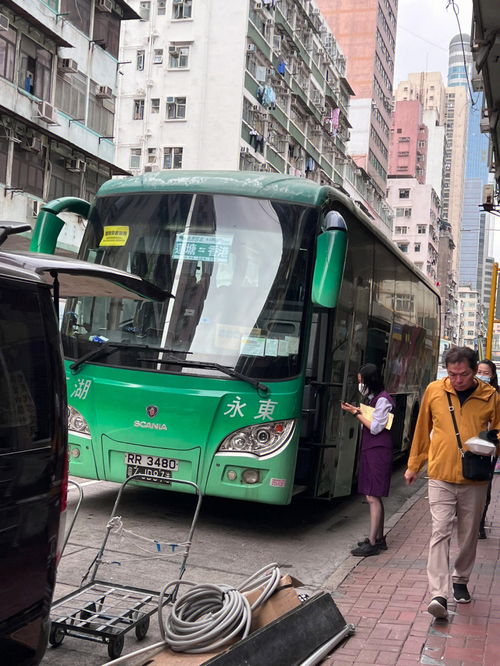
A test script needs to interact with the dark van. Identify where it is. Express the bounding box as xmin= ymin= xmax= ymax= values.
xmin=0 ymin=225 xmax=168 ymax=665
